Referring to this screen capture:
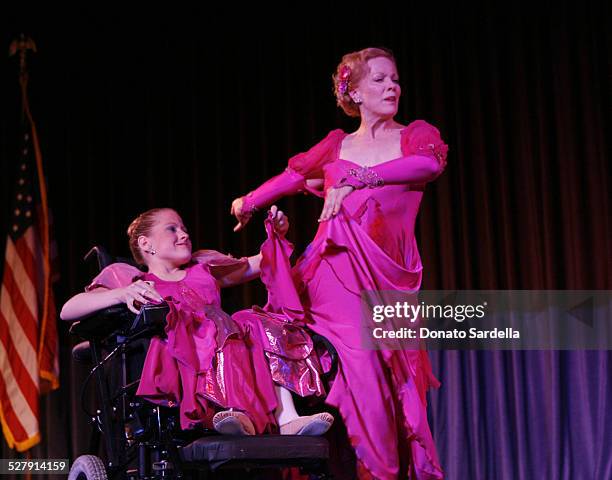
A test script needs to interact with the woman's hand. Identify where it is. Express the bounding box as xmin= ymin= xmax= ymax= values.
xmin=231 ymin=197 xmax=253 ymax=232
xmin=269 ymin=205 xmax=289 ymax=236
xmin=318 ymin=185 xmax=354 ymax=222
xmin=118 ymin=280 xmax=164 ymax=314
